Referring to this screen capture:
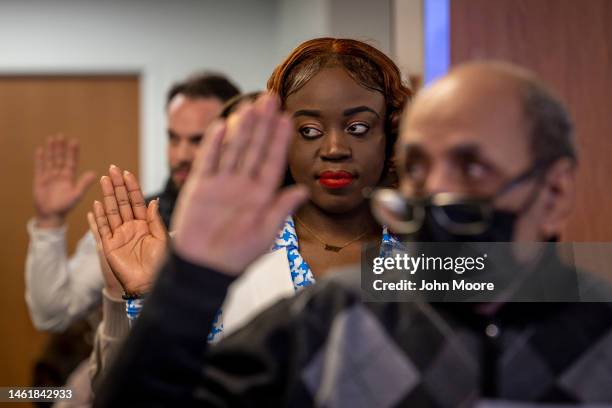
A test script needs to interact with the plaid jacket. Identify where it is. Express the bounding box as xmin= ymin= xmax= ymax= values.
xmin=96 ymin=252 xmax=612 ymax=407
